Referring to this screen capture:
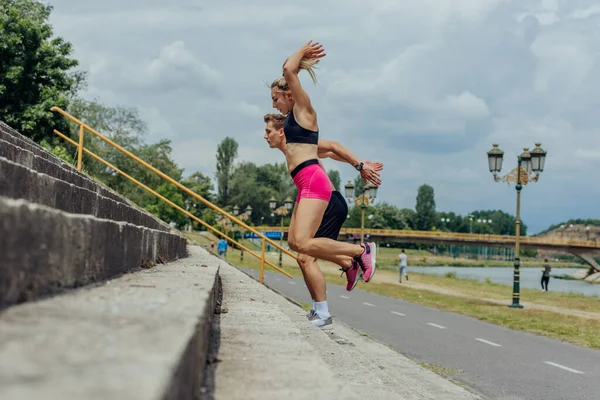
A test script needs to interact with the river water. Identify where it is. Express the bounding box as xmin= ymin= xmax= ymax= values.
xmin=410 ymin=266 xmax=600 ymax=297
